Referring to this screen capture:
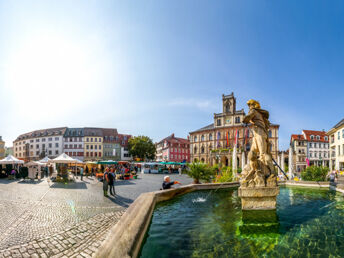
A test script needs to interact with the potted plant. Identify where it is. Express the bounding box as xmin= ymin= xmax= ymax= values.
xmin=186 ymin=162 xmax=215 ymax=184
